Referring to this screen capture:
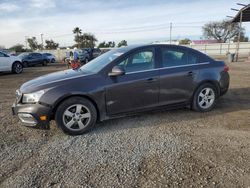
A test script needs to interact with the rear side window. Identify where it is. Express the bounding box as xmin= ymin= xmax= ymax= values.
xmin=161 ymin=48 xmax=187 ymax=68
xmin=188 ymin=52 xmax=199 ymax=64
xmin=93 ymin=49 xmax=101 ymax=53
xmin=188 ymin=51 xmax=213 ymax=64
